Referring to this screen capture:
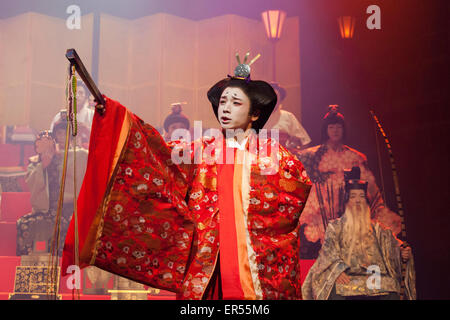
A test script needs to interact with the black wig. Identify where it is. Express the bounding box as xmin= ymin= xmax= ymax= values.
xmin=207 ymin=77 xmax=277 ymax=131
xmin=321 ymin=106 xmax=346 ymax=143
